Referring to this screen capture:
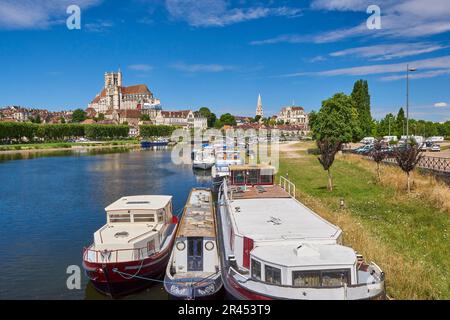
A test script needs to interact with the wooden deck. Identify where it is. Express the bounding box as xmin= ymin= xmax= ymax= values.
xmin=178 ymin=189 xmax=216 ymax=238
xmin=229 ymin=185 xmax=291 ymax=200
